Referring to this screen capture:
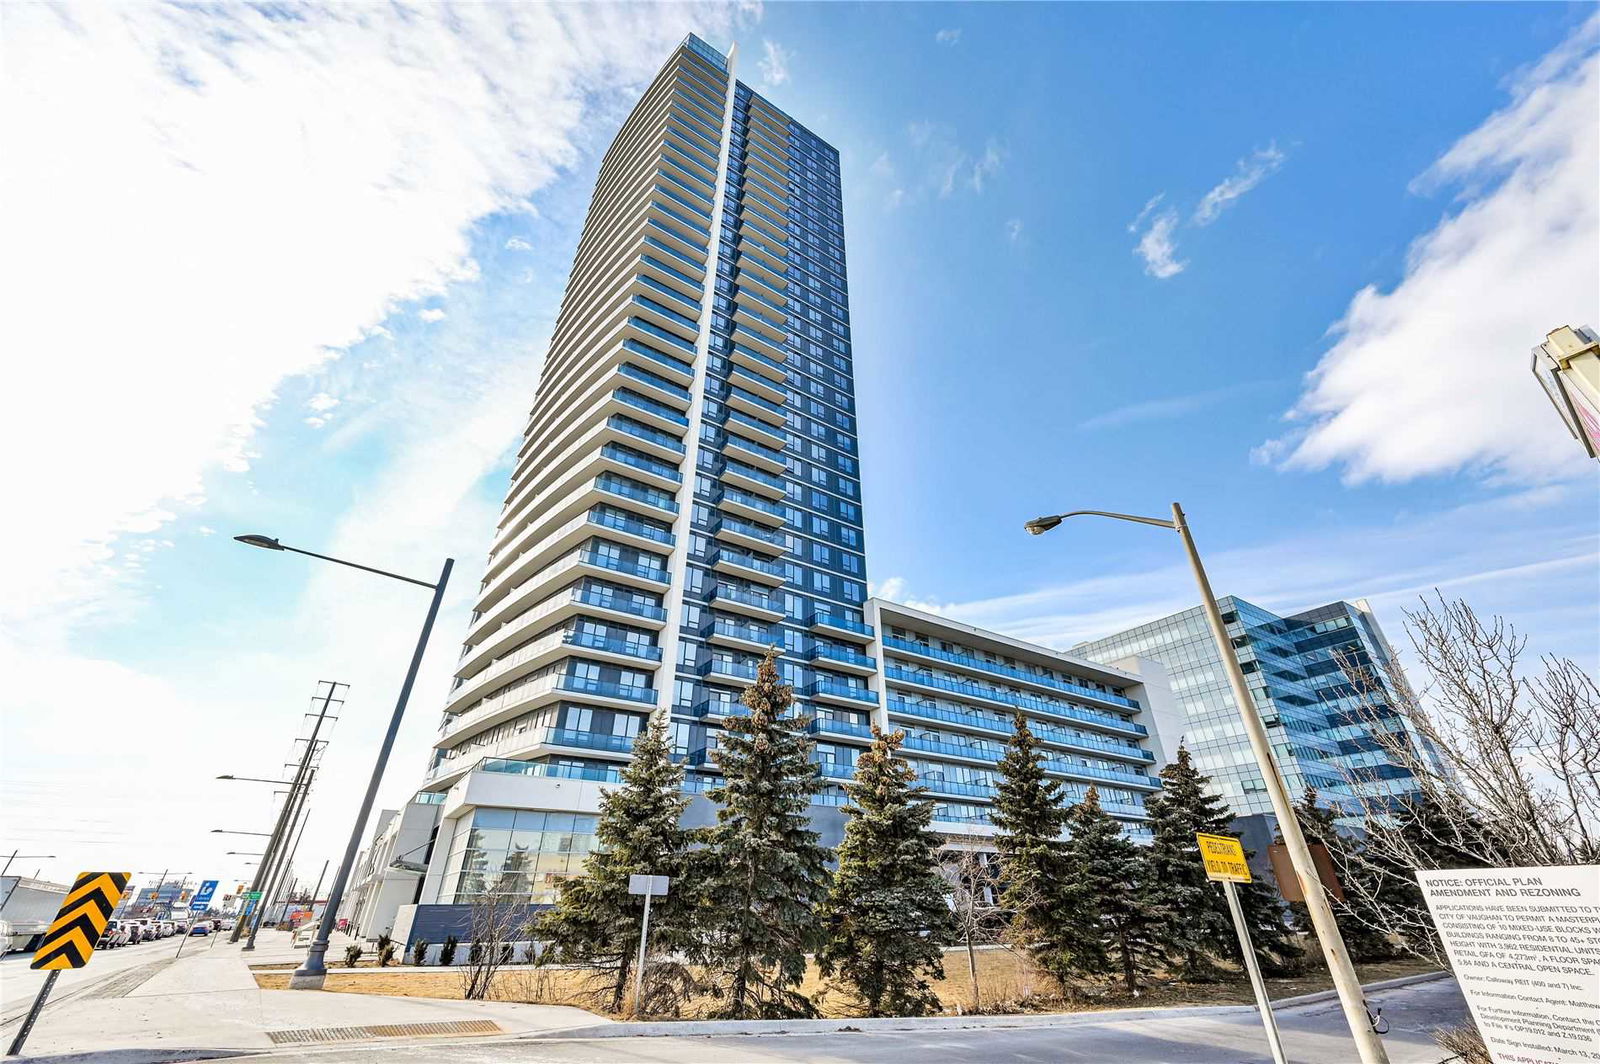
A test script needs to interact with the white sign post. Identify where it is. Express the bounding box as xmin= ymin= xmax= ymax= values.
xmin=1196 ymin=833 xmax=1287 ymax=1064
xmin=1416 ymin=865 xmax=1600 ymax=1064
xmin=627 ymin=874 xmax=670 ymax=1017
